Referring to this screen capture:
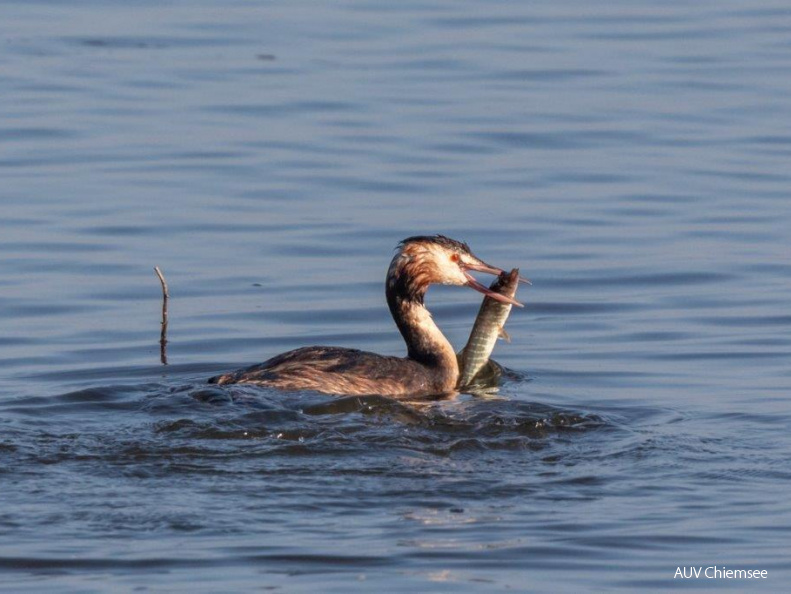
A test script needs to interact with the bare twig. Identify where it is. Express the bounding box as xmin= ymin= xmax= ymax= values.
xmin=154 ymin=266 xmax=169 ymax=365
